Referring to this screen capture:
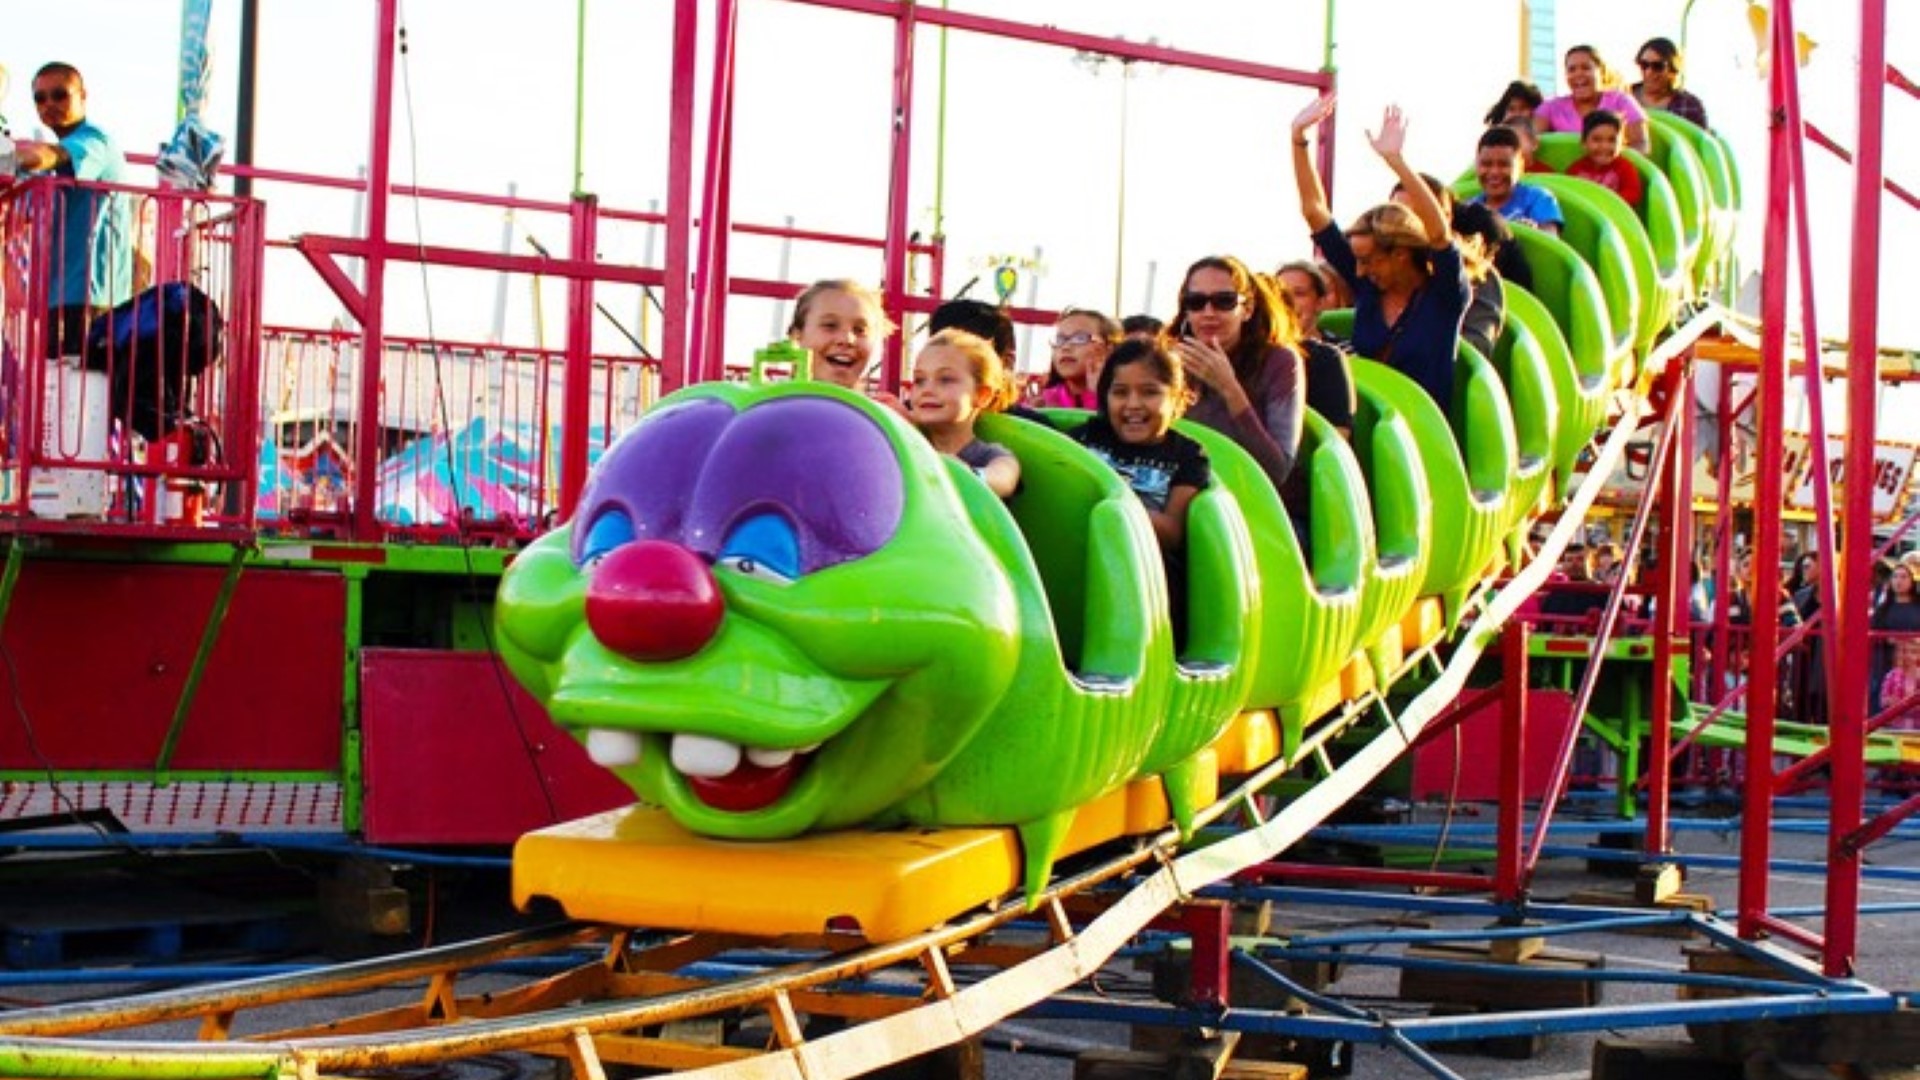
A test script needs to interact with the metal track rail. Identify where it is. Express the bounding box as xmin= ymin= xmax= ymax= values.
xmin=0 ymin=317 xmax=1712 ymax=1080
